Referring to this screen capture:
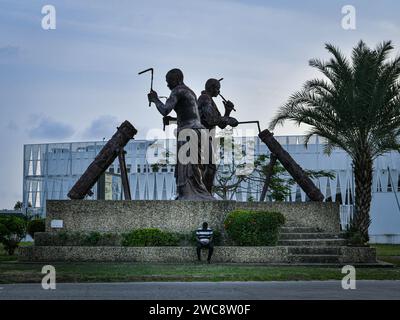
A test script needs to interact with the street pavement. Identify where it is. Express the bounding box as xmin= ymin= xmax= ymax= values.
xmin=0 ymin=280 xmax=400 ymax=300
